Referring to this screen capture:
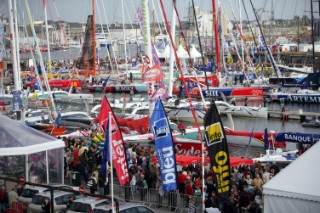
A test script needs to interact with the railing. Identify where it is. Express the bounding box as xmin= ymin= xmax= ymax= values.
xmin=113 ymin=184 xmax=203 ymax=213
